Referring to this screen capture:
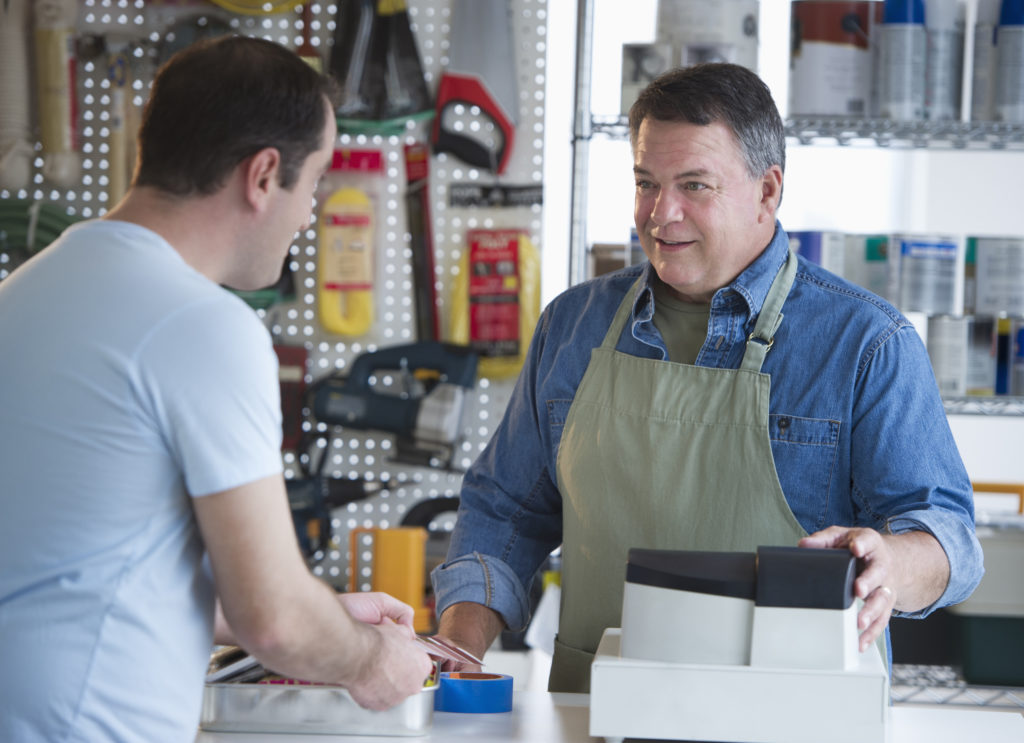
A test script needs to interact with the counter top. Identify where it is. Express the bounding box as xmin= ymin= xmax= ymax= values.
xmin=195 ymin=691 xmax=1024 ymax=743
